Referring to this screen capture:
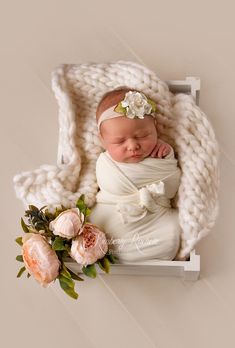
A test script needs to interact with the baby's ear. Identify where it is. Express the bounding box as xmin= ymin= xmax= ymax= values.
xmin=98 ymin=131 xmax=106 ymax=148
xmin=98 ymin=131 xmax=102 ymax=140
